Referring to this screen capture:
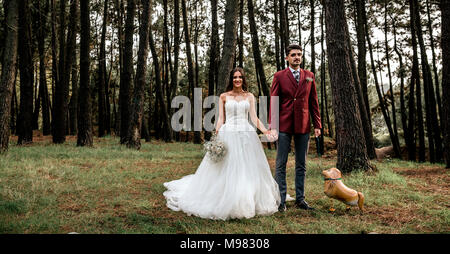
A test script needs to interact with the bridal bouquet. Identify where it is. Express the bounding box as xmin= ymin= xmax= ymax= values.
xmin=203 ymin=134 xmax=227 ymax=163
